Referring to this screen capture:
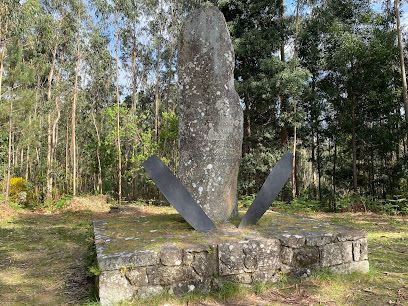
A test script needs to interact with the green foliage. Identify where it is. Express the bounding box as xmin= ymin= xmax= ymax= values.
xmin=159 ymin=112 xmax=178 ymax=143
xmin=239 ymin=194 xmax=255 ymax=208
xmin=53 ymin=195 xmax=72 ymax=210
xmin=215 ymin=282 xmax=243 ymax=300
